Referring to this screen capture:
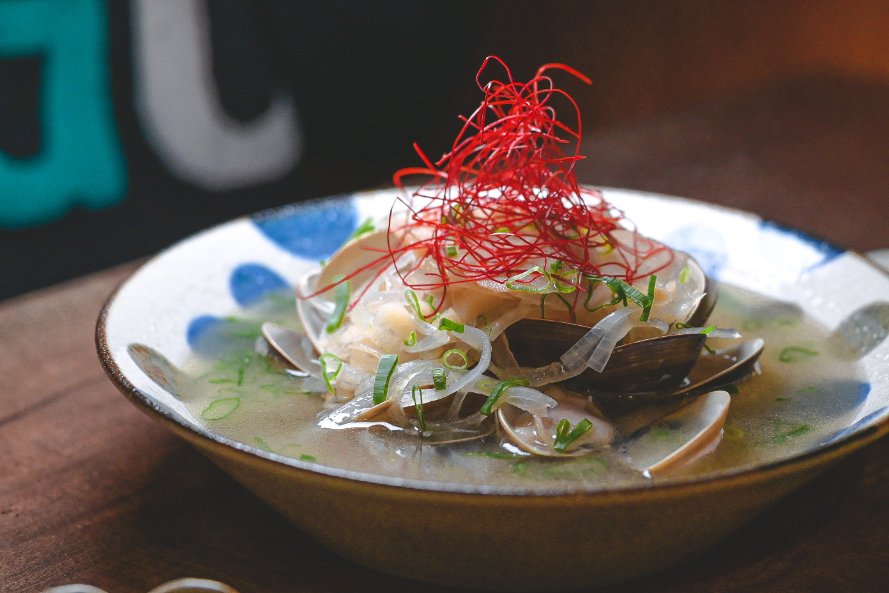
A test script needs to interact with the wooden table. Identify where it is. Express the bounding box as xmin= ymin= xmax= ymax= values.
xmin=2 ymin=76 xmax=888 ymax=593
